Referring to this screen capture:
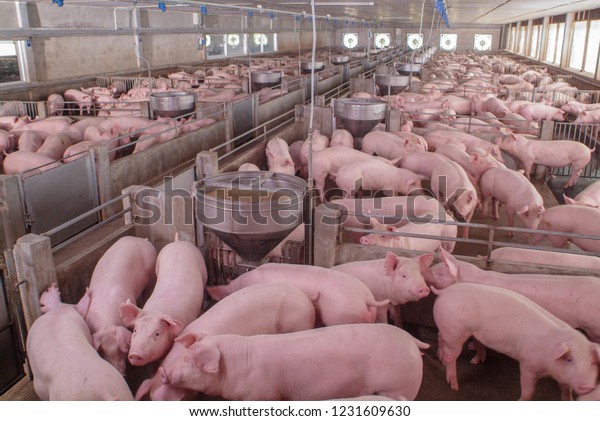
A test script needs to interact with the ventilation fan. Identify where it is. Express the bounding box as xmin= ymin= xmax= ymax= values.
xmin=474 ymin=34 xmax=492 ymax=51
xmin=227 ymin=34 xmax=240 ymax=47
xmin=254 ymin=33 xmax=268 ymax=46
xmin=407 ymin=33 xmax=423 ymax=50
xmin=374 ymin=33 xmax=390 ymax=49
xmin=343 ymin=33 xmax=358 ymax=49
xmin=440 ymin=34 xmax=457 ymax=51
